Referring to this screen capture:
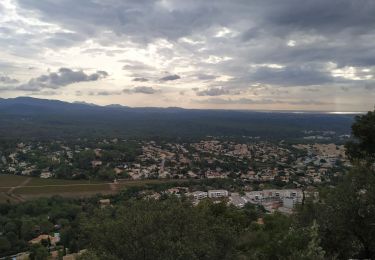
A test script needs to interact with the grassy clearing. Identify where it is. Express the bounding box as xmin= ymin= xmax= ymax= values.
xmin=26 ymin=177 xmax=101 ymax=186
xmin=117 ymin=178 xmax=188 ymax=186
xmin=0 ymin=174 xmax=99 ymax=188
xmin=0 ymin=174 xmax=31 ymax=187
xmin=0 ymin=174 xmax=191 ymax=200
xmin=14 ymin=184 xmax=112 ymax=195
